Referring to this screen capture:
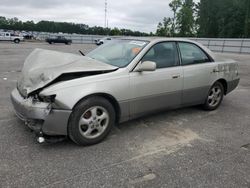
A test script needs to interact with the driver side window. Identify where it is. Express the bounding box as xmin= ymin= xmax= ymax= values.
xmin=141 ymin=42 xmax=179 ymax=69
